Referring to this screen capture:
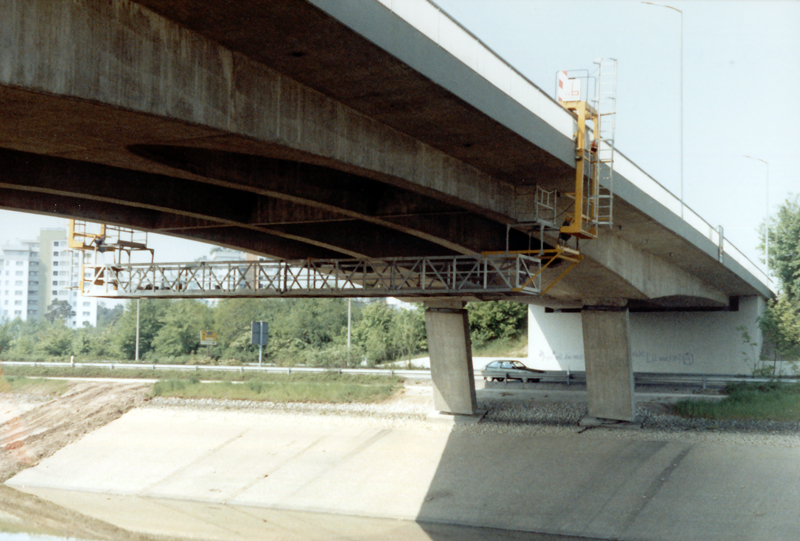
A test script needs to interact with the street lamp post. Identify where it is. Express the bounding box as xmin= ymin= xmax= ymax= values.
xmin=643 ymin=2 xmax=683 ymax=218
xmin=744 ymin=155 xmax=770 ymax=273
